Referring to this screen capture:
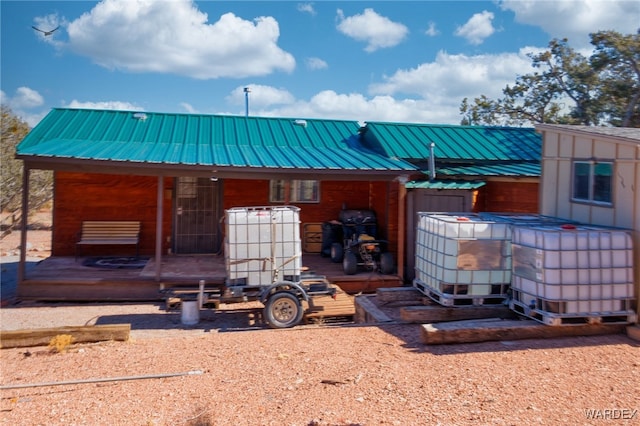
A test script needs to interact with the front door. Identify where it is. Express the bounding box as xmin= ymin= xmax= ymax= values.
xmin=173 ymin=177 xmax=222 ymax=254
